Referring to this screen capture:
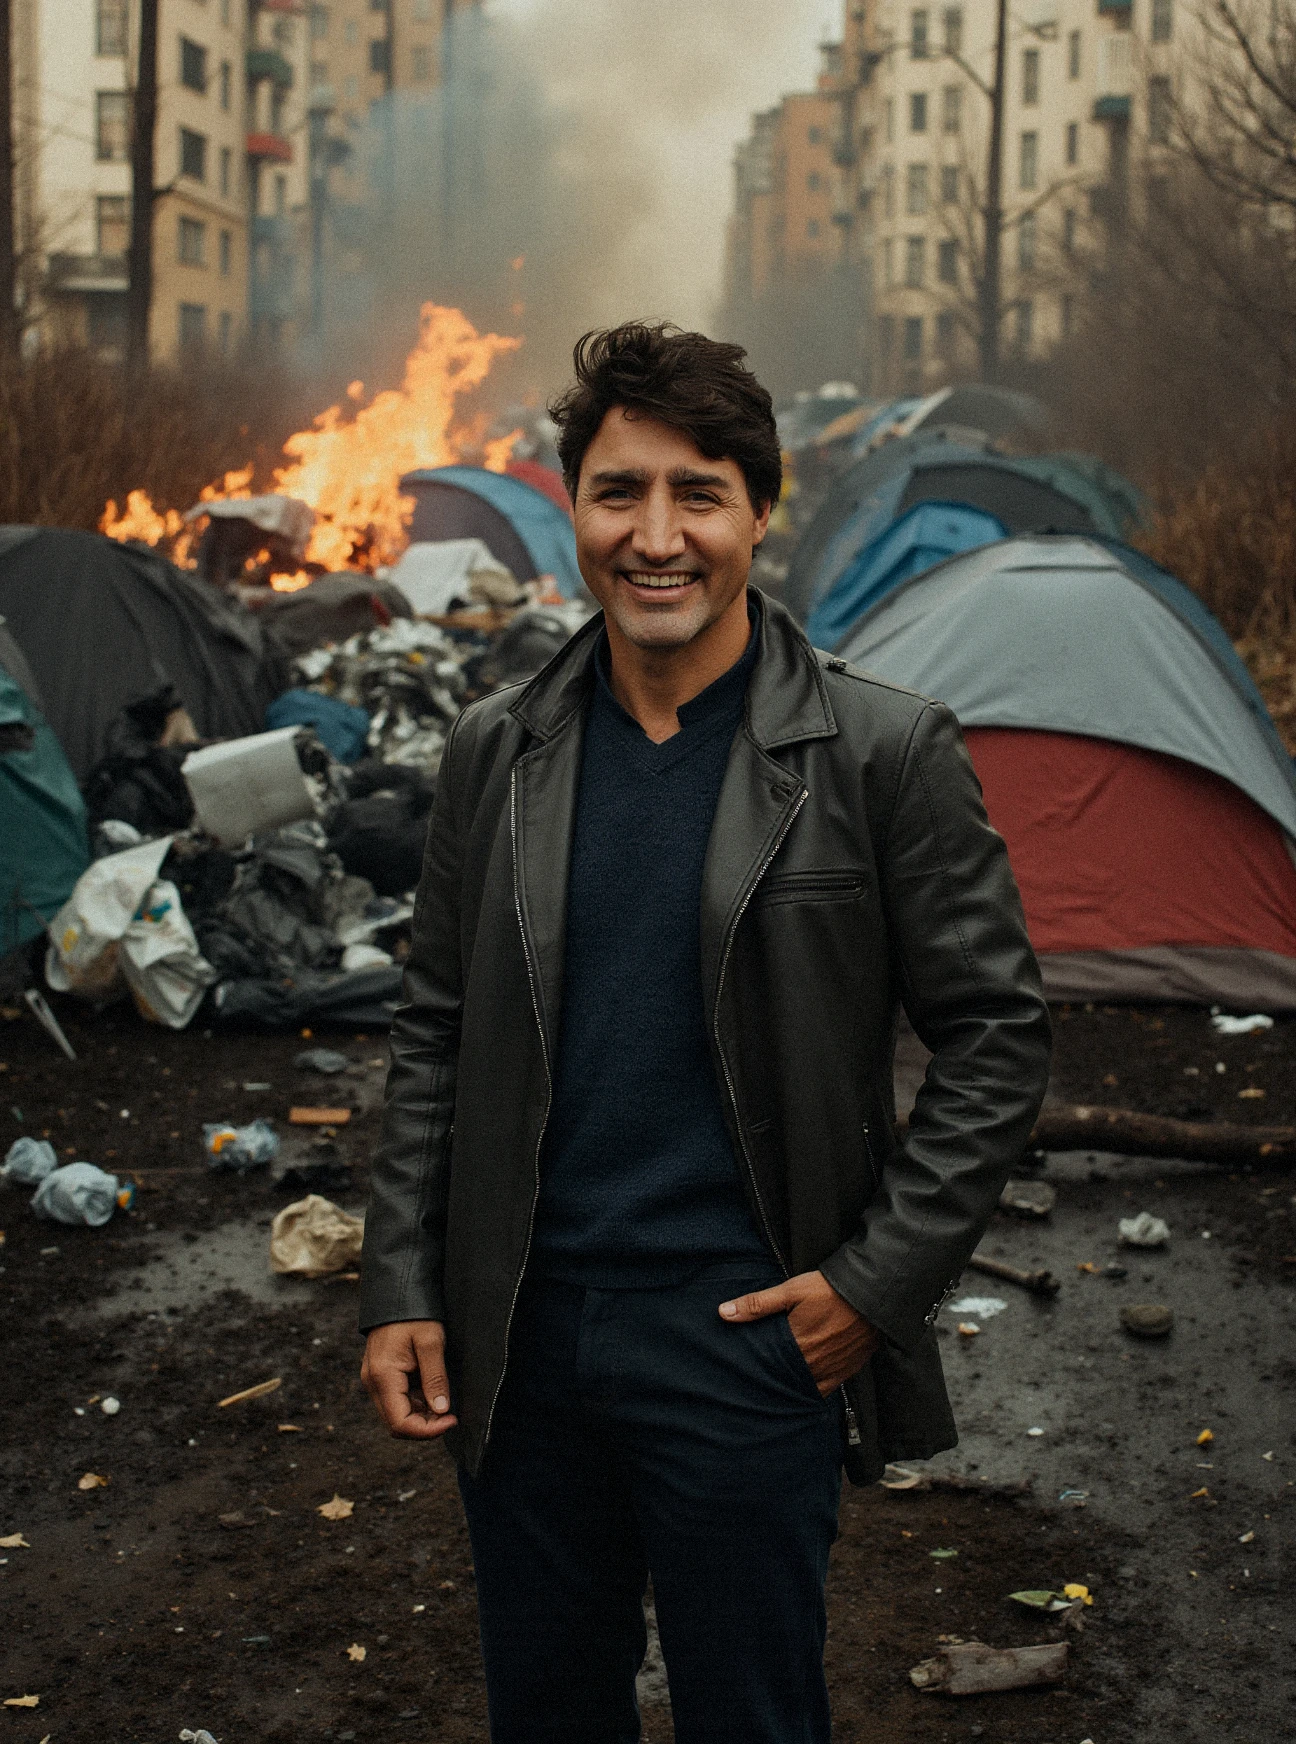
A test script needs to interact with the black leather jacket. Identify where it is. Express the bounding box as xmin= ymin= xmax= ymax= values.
xmin=360 ymin=591 xmax=1051 ymax=1482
